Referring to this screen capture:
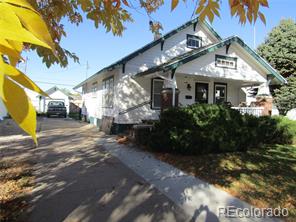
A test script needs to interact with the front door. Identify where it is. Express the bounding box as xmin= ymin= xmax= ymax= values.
xmin=195 ymin=82 xmax=209 ymax=104
xmin=214 ymin=83 xmax=227 ymax=104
